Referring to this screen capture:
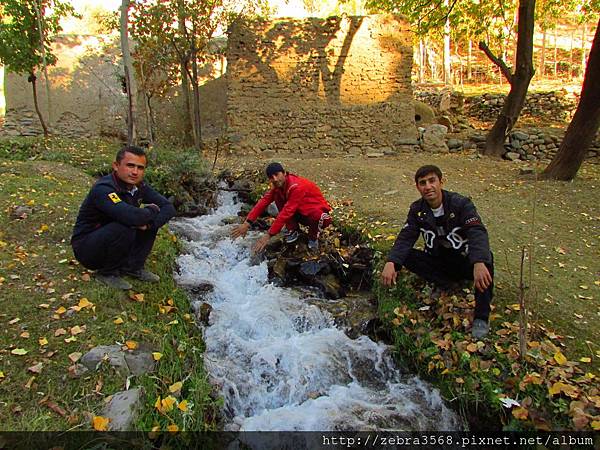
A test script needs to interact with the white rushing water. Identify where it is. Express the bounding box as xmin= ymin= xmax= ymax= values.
xmin=172 ymin=191 xmax=460 ymax=431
